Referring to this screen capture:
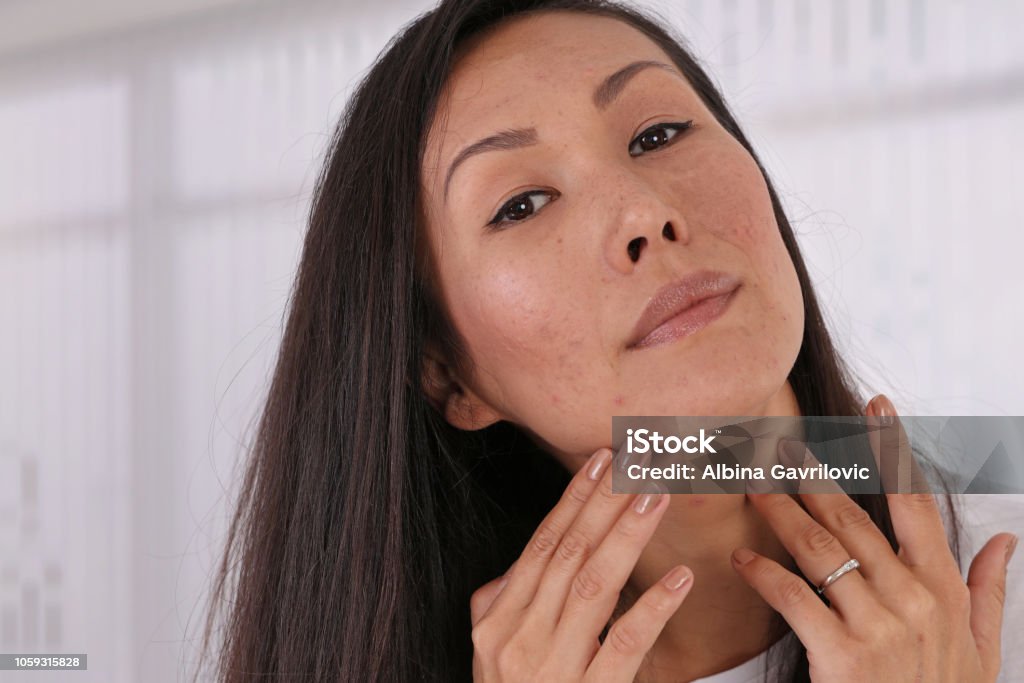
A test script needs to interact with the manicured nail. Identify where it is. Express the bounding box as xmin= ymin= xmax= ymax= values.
xmin=617 ymin=447 xmax=654 ymax=474
xmin=778 ymin=438 xmax=806 ymax=466
xmin=616 ymin=448 xmax=631 ymax=472
xmin=1006 ymin=535 xmax=1018 ymax=566
xmin=634 ymin=491 xmax=663 ymax=514
xmin=732 ymin=548 xmax=756 ymax=566
xmin=587 ymin=448 xmax=613 ymax=480
xmin=662 ymin=565 xmax=693 ymax=591
xmin=875 ymin=394 xmax=897 ymax=426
